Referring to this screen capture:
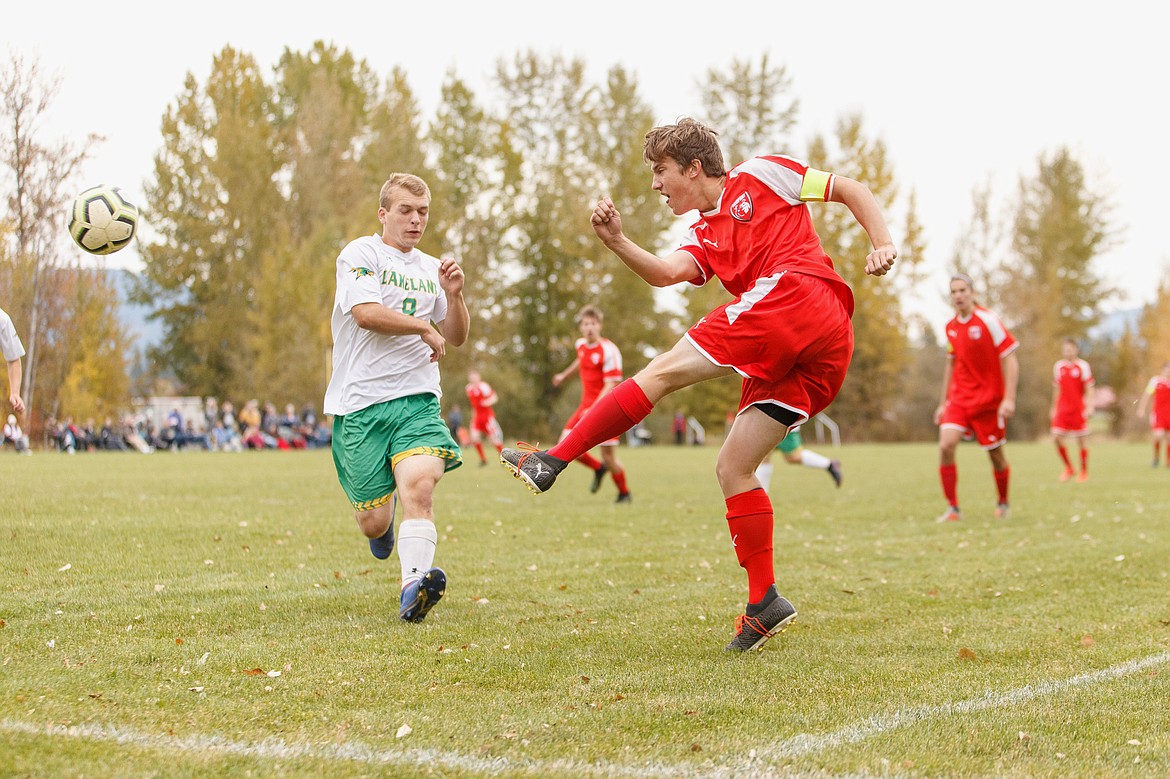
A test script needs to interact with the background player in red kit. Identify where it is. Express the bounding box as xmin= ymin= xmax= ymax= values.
xmin=1050 ymin=338 xmax=1094 ymax=482
xmin=1136 ymin=362 xmax=1170 ymax=466
xmin=933 ymin=273 xmax=1019 ymax=522
xmin=552 ymin=305 xmax=632 ymax=502
xmin=465 ymin=369 xmax=503 ymax=466
xmin=501 ymin=117 xmax=897 ymax=652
